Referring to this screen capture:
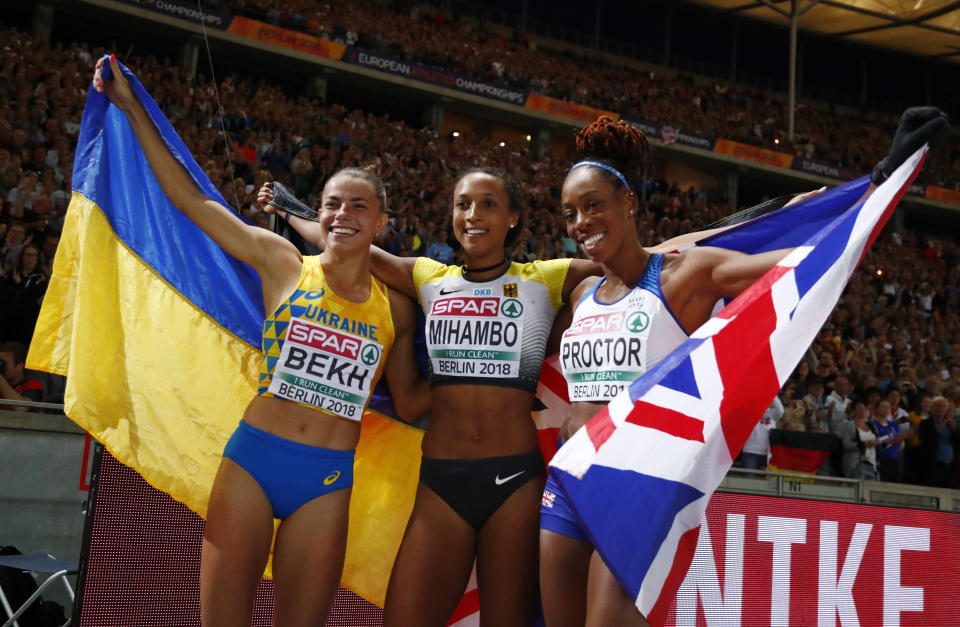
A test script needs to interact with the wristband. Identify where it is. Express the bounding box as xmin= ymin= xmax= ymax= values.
xmin=267 ymin=181 xmax=318 ymax=221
